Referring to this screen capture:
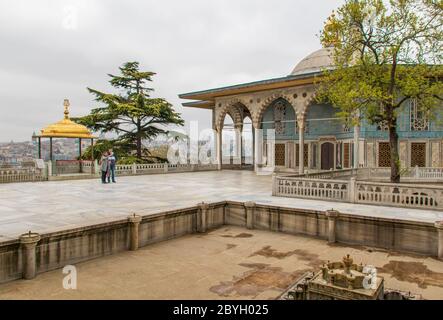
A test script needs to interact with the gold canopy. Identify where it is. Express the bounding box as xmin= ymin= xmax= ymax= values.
xmin=38 ymin=99 xmax=95 ymax=139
